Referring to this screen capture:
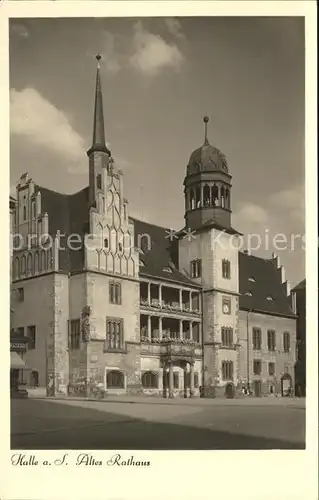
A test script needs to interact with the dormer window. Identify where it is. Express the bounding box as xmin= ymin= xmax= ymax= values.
xmin=245 ymin=291 xmax=253 ymax=297
xmin=139 ymin=259 xmax=145 ymax=267
xmin=162 ymin=267 xmax=172 ymax=273
xmin=266 ymin=296 xmax=274 ymax=301
xmin=248 ymin=277 xmax=256 ymax=283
